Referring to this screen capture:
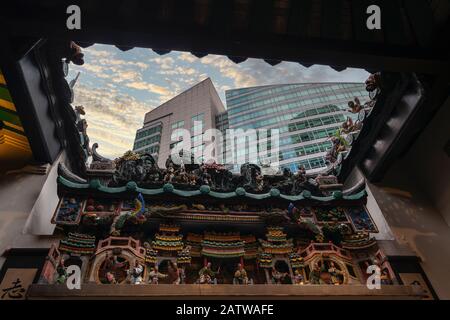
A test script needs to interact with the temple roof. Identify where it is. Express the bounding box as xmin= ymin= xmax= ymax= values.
xmin=57 ymin=175 xmax=366 ymax=204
